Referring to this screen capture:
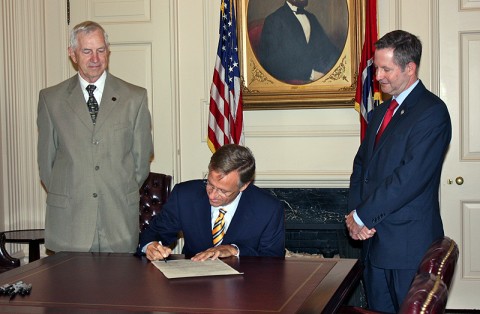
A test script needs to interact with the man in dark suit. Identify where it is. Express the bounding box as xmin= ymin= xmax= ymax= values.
xmin=139 ymin=144 xmax=285 ymax=261
xmin=346 ymin=30 xmax=451 ymax=313
xmin=257 ymin=0 xmax=339 ymax=84
xmin=37 ymin=21 xmax=153 ymax=253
